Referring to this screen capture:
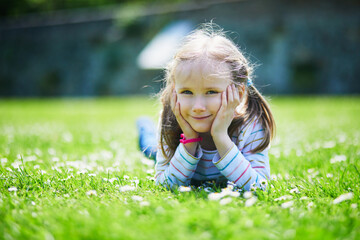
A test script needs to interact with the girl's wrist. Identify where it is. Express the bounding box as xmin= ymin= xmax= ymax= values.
xmin=180 ymin=134 xmax=202 ymax=144
xmin=183 ymin=132 xmax=199 ymax=140
xmin=211 ymin=130 xmax=228 ymax=140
